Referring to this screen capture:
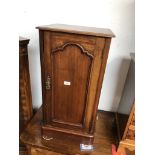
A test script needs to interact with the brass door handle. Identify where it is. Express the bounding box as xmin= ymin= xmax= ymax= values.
xmin=45 ymin=75 xmax=51 ymax=90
